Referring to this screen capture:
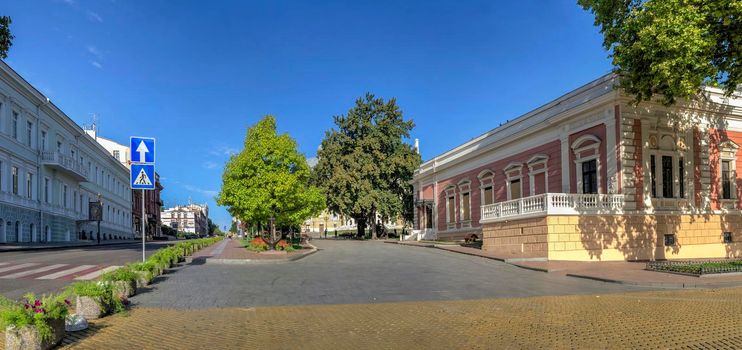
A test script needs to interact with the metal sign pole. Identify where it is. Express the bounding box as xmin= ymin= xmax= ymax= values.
xmin=142 ymin=189 xmax=146 ymax=262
